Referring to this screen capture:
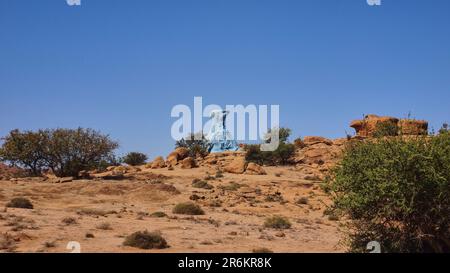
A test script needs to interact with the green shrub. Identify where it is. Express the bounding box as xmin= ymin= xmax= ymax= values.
xmin=0 ymin=128 xmax=118 ymax=177
xmin=219 ymin=182 xmax=242 ymax=191
xmin=5 ymin=198 xmax=33 ymax=209
xmin=123 ymin=231 xmax=168 ymax=249
xmin=61 ymin=217 xmax=77 ymax=225
xmin=296 ymin=197 xmax=309 ymax=205
xmin=172 ymin=202 xmax=205 ymax=215
xmin=245 ymin=142 xmax=295 ymax=166
xmin=327 ymin=134 xmax=450 ymax=253
xmin=122 ymin=152 xmax=148 ymax=166
xmin=438 ymin=123 xmax=449 ymax=135
xmin=150 ymin=211 xmax=167 ymax=218
xmin=373 ymin=122 xmax=399 ymax=137
xmin=264 ymin=216 xmax=291 ymax=229
xmin=252 ymin=247 xmax=273 ymax=253
xmin=96 ymin=222 xmax=112 ymax=230
xmin=294 ymin=138 xmax=306 ymax=149
xmin=175 ymin=132 xmax=210 ymax=157
xmin=192 ymin=179 xmax=213 ymax=189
